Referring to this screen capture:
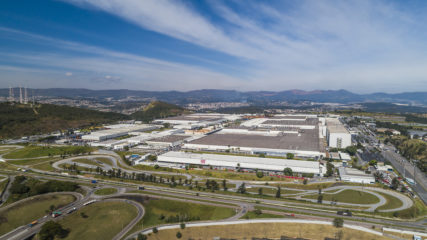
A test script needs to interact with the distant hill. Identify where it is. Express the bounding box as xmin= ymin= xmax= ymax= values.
xmin=0 ymin=103 xmax=129 ymax=139
xmin=362 ymin=102 xmax=427 ymax=114
xmin=2 ymin=88 xmax=427 ymax=106
xmin=130 ymin=101 xmax=188 ymax=123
